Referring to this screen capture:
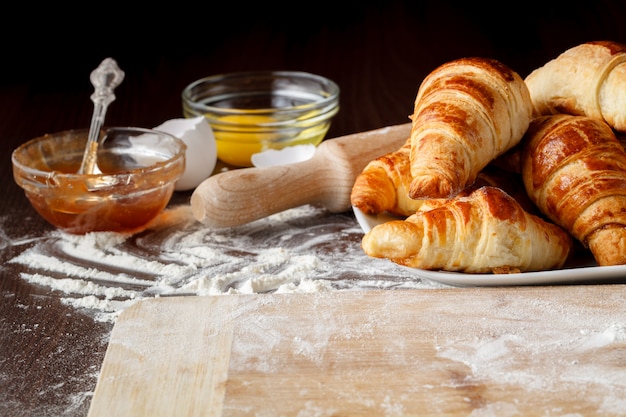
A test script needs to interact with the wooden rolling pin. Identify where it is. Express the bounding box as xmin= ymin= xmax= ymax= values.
xmin=190 ymin=123 xmax=411 ymax=228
